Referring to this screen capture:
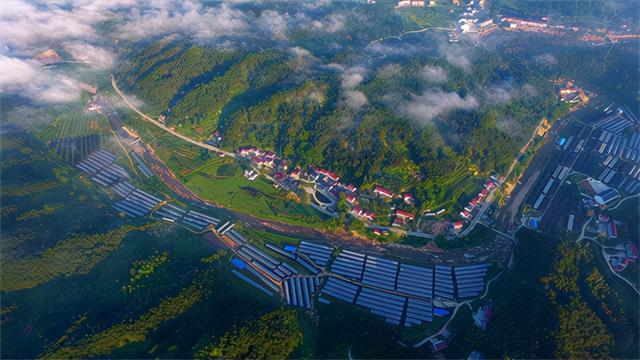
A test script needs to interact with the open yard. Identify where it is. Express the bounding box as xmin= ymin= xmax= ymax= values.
xmin=184 ymin=158 xmax=324 ymax=227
